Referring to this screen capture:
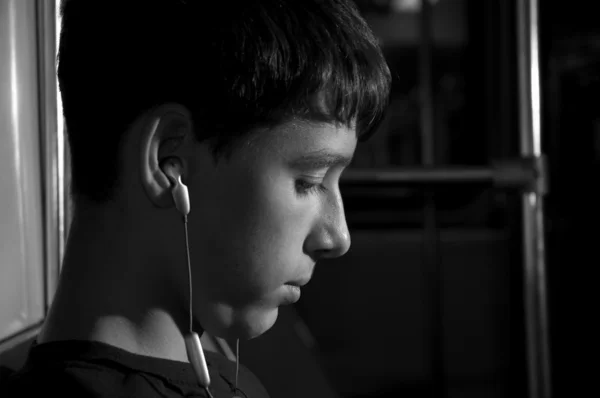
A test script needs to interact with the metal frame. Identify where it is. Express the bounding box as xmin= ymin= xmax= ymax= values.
xmin=0 ymin=0 xmax=62 ymax=358
xmin=36 ymin=0 xmax=63 ymax=316
xmin=516 ymin=1 xmax=552 ymax=397
xmin=342 ymin=0 xmax=552 ymax=397
xmin=343 ymin=157 xmax=545 ymax=190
